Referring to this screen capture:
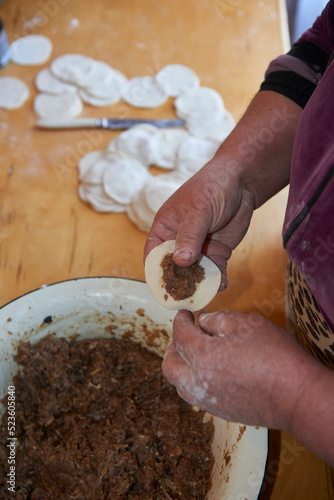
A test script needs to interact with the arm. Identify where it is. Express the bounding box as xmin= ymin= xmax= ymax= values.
xmin=144 ymin=90 xmax=302 ymax=288
xmin=162 ymin=310 xmax=334 ymax=467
